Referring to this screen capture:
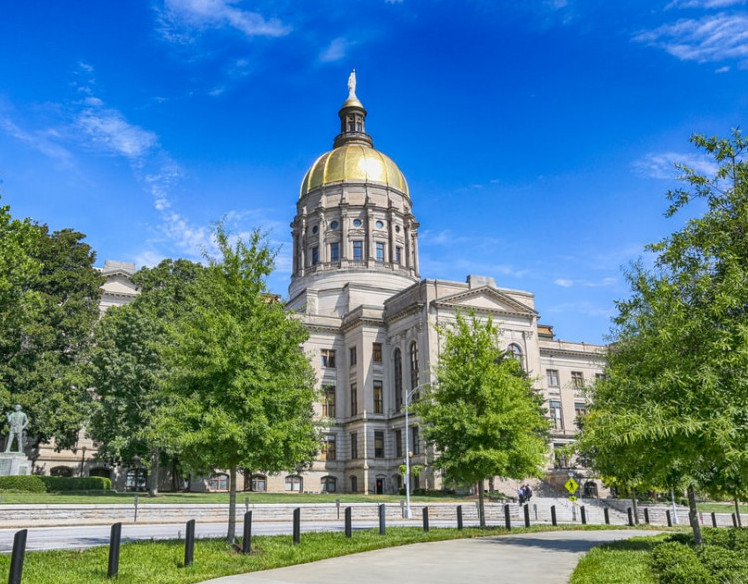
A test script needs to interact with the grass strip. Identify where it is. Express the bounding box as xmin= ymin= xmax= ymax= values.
xmin=570 ymin=535 xmax=669 ymax=584
xmin=0 ymin=525 xmax=655 ymax=584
